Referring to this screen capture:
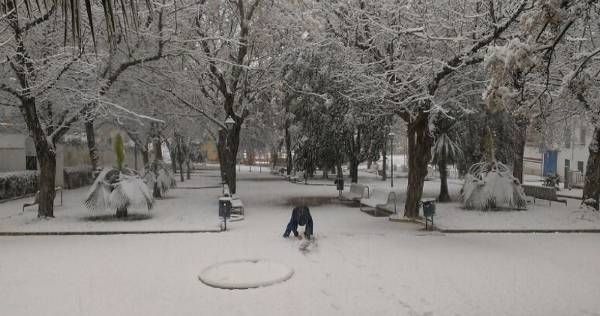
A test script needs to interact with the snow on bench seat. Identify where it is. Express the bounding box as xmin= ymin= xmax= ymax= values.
xmin=340 ymin=183 xmax=369 ymax=202
xmin=222 ymin=184 xmax=244 ymax=215
xmin=360 ymin=189 xmax=397 ymax=213
xmin=289 ymin=171 xmax=305 ymax=183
